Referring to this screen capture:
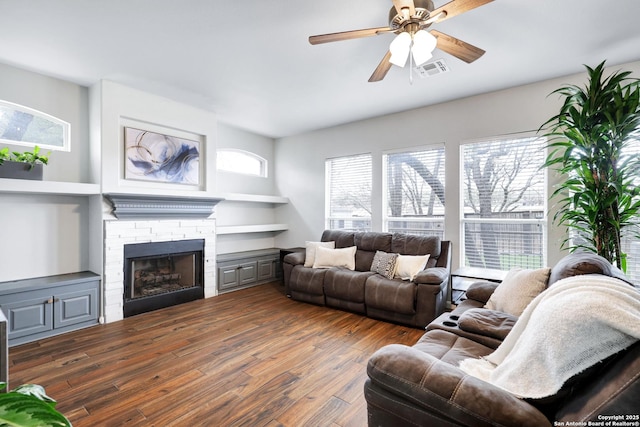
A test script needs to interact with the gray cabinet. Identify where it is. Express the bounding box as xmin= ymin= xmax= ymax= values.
xmin=0 ymin=272 xmax=100 ymax=346
xmin=217 ymin=249 xmax=280 ymax=294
